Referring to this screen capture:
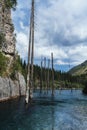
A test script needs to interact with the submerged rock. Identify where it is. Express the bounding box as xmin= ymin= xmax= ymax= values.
xmin=0 ymin=73 xmax=26 ymax=102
